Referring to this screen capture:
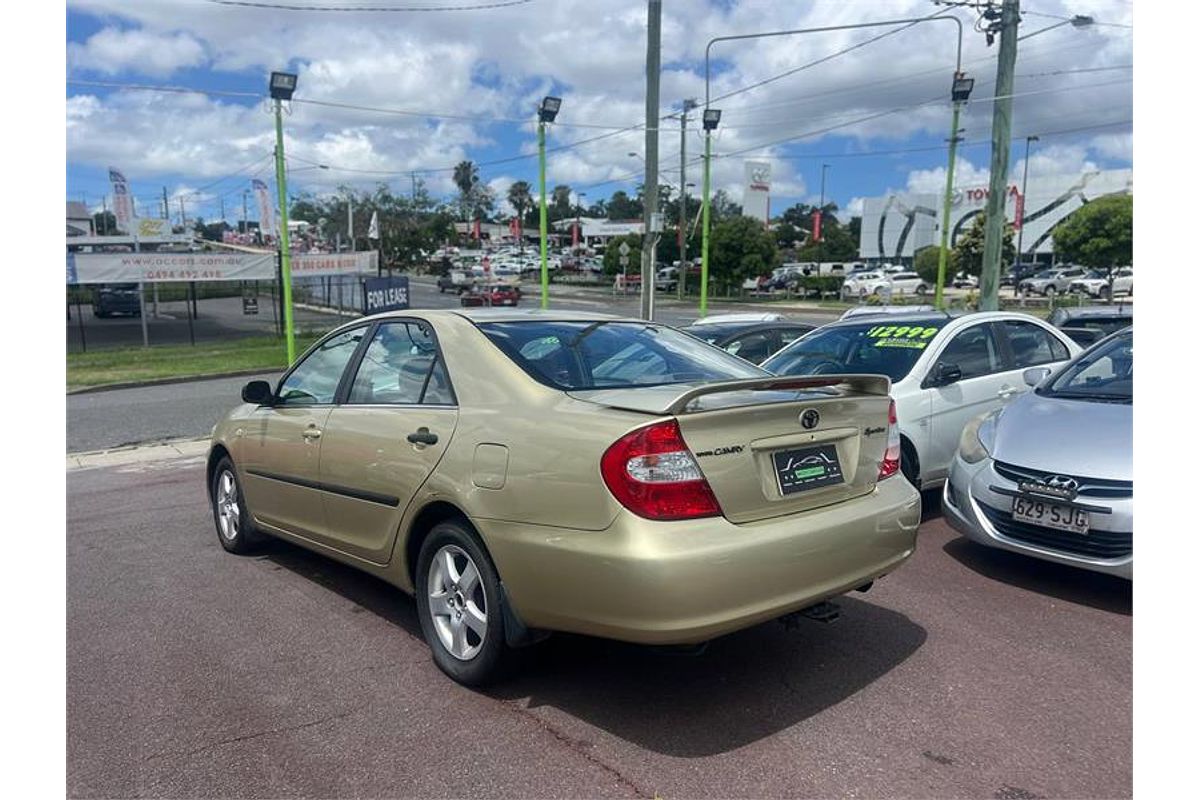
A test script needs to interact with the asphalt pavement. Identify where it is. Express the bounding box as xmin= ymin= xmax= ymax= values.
xmin=67 ymin=456 xmax=1131 ymax=798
